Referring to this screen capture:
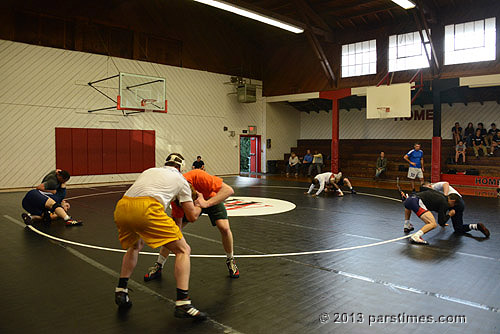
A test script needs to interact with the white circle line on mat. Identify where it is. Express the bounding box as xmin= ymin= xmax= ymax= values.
xmin=23 ymin=187 xmax=410 ymax=258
